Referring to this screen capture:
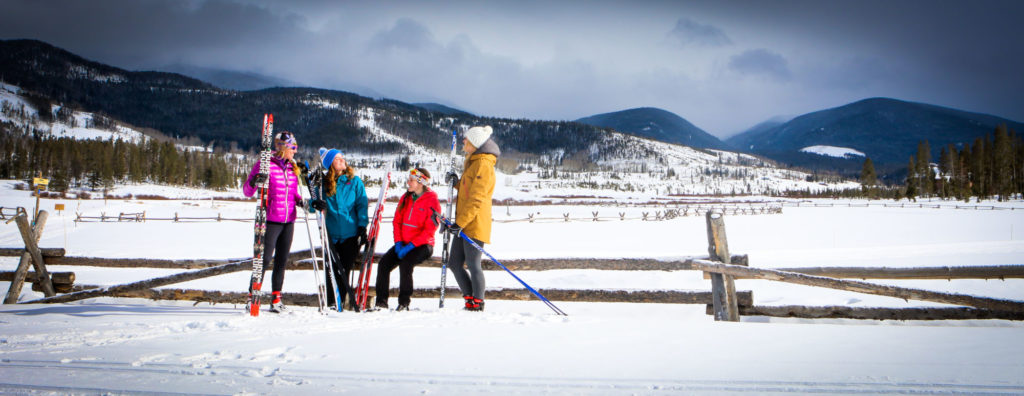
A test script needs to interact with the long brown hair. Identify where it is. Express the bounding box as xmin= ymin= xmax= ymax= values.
xmin=324 ymin=164 xmax=356 ymax=197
